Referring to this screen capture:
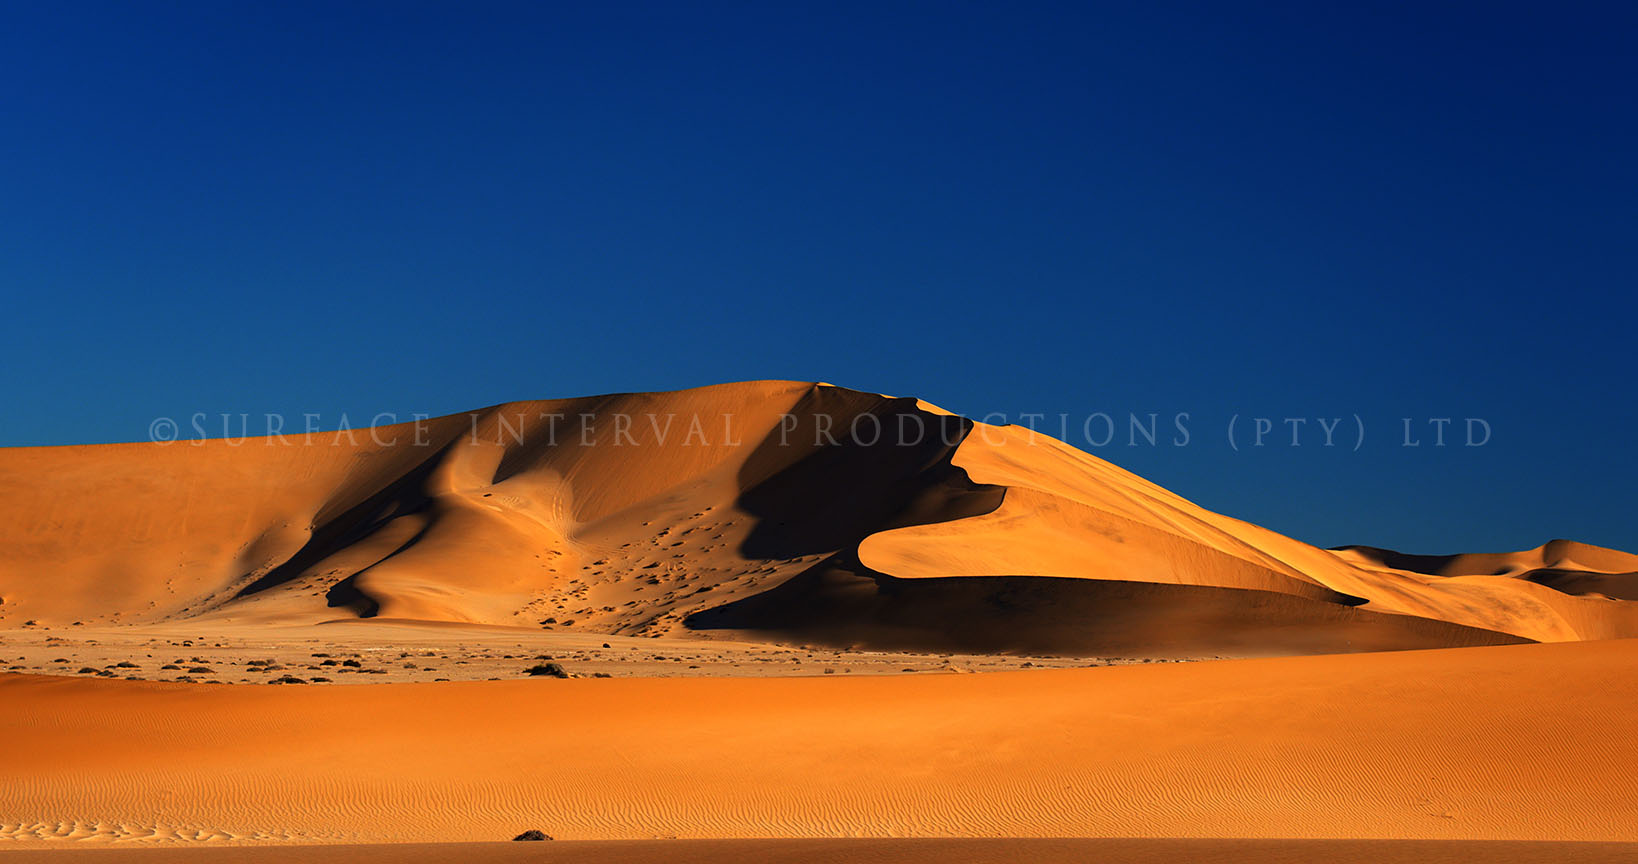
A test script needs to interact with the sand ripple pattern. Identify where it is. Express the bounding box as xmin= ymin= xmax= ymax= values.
xmin=2 ymin=639 xmax=1635 ymax=846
